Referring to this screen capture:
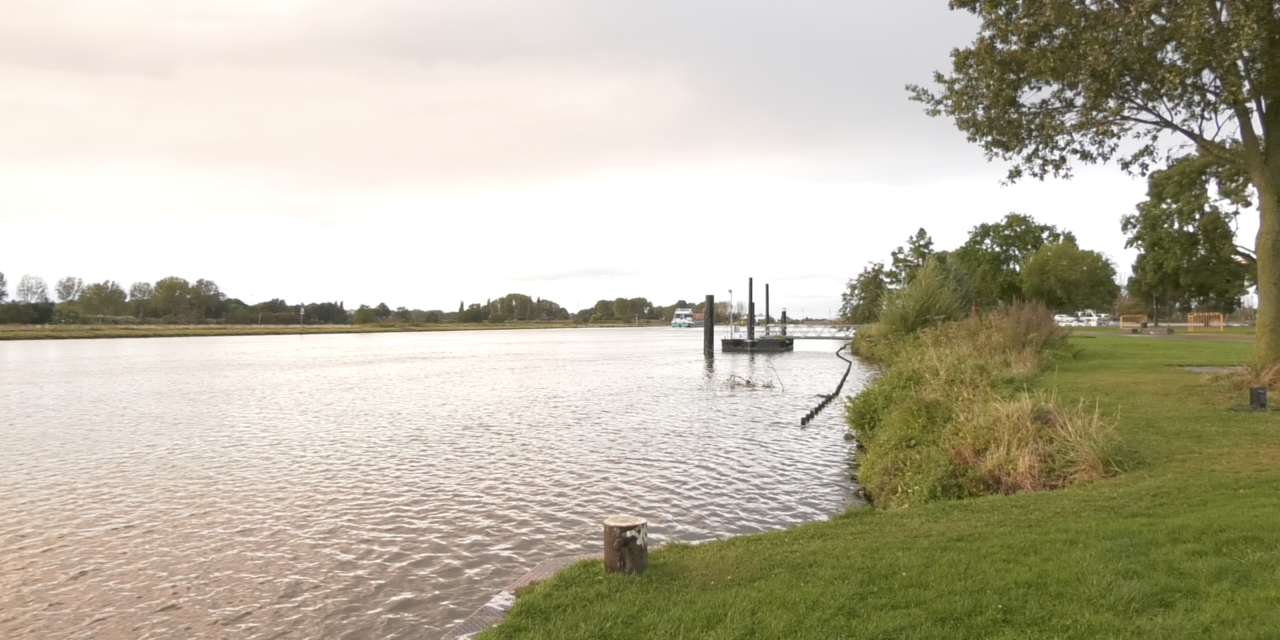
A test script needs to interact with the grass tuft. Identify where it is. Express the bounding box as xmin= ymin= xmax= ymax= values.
xmin=949 ymin=392 xmax=1123 ymax=495
xmin=1211 ymin=361 xmax=1280 ymax=391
